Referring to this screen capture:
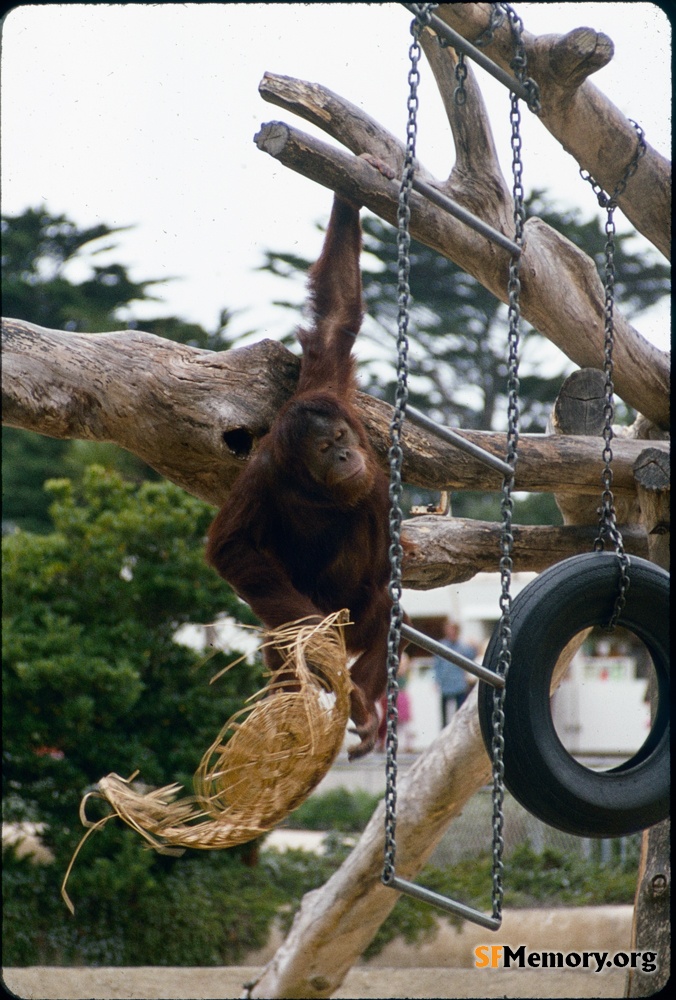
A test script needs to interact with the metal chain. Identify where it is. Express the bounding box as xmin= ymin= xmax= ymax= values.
xmin=478 ymin=3 xmax=507 ymax=45
xmin=502 ymin=4 xmax=541 ymax=113
xmin=489 ymin=0 xmax=531 ymax=923
xmin=453 ymin=2 xmax=505 ymax=105
xmin=383 ymin=4 xmax=431 ymax=888
xmin=579 ymin=122 xmax=646 ymax=210
xmin=452 ymin=4 xmax=540 ymax=116
xmin=579 ymin=121 xmax=646 ymax=629
xmin=454 ymin=52 xmax=468 ymax=106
